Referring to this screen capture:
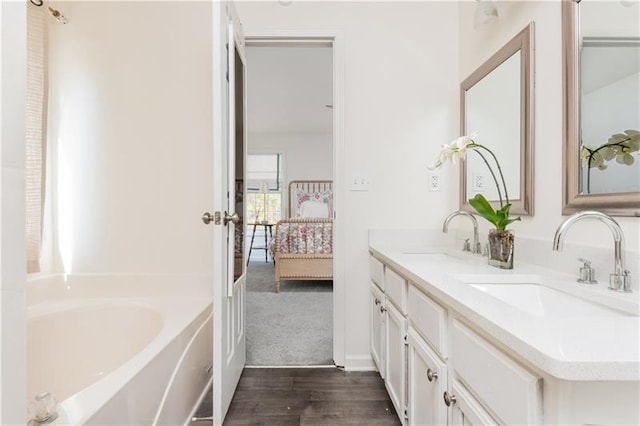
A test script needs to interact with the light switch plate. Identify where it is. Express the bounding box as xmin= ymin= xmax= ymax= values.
xmin=350 ymin=173 xmax=370 ymax=191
